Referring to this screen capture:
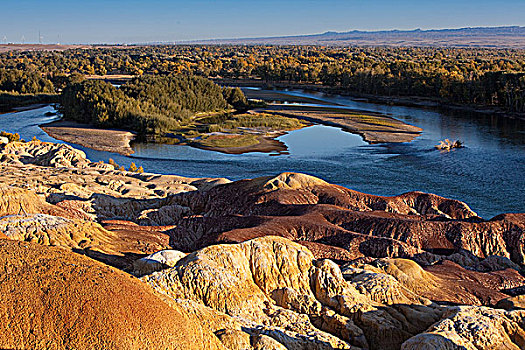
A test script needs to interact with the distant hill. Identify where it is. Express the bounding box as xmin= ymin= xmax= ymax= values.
xmin=184 ymin=26 xmax=525 ymax=48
